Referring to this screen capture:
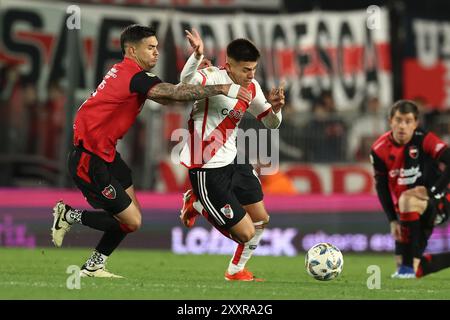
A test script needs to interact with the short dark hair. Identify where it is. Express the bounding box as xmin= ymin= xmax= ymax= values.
xmin=120 ymin=24 xmax=156 ymax=55
xmin=226 ymin=38 xmax=260 ymax=62
xmin=390 ymin=100 xmax=419 ymax=119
